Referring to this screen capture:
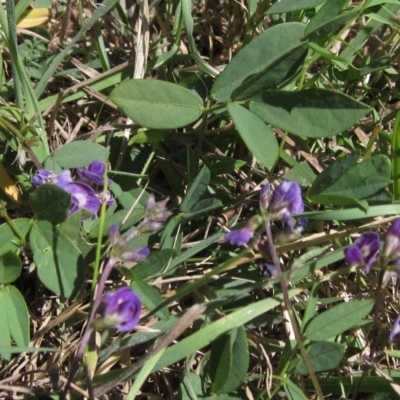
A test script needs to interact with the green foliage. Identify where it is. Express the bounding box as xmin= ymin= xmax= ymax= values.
xmin=110 ymin=79 xmax=203 ymax=129
xmin=0 ymin=0 xmax=399 ymax=398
